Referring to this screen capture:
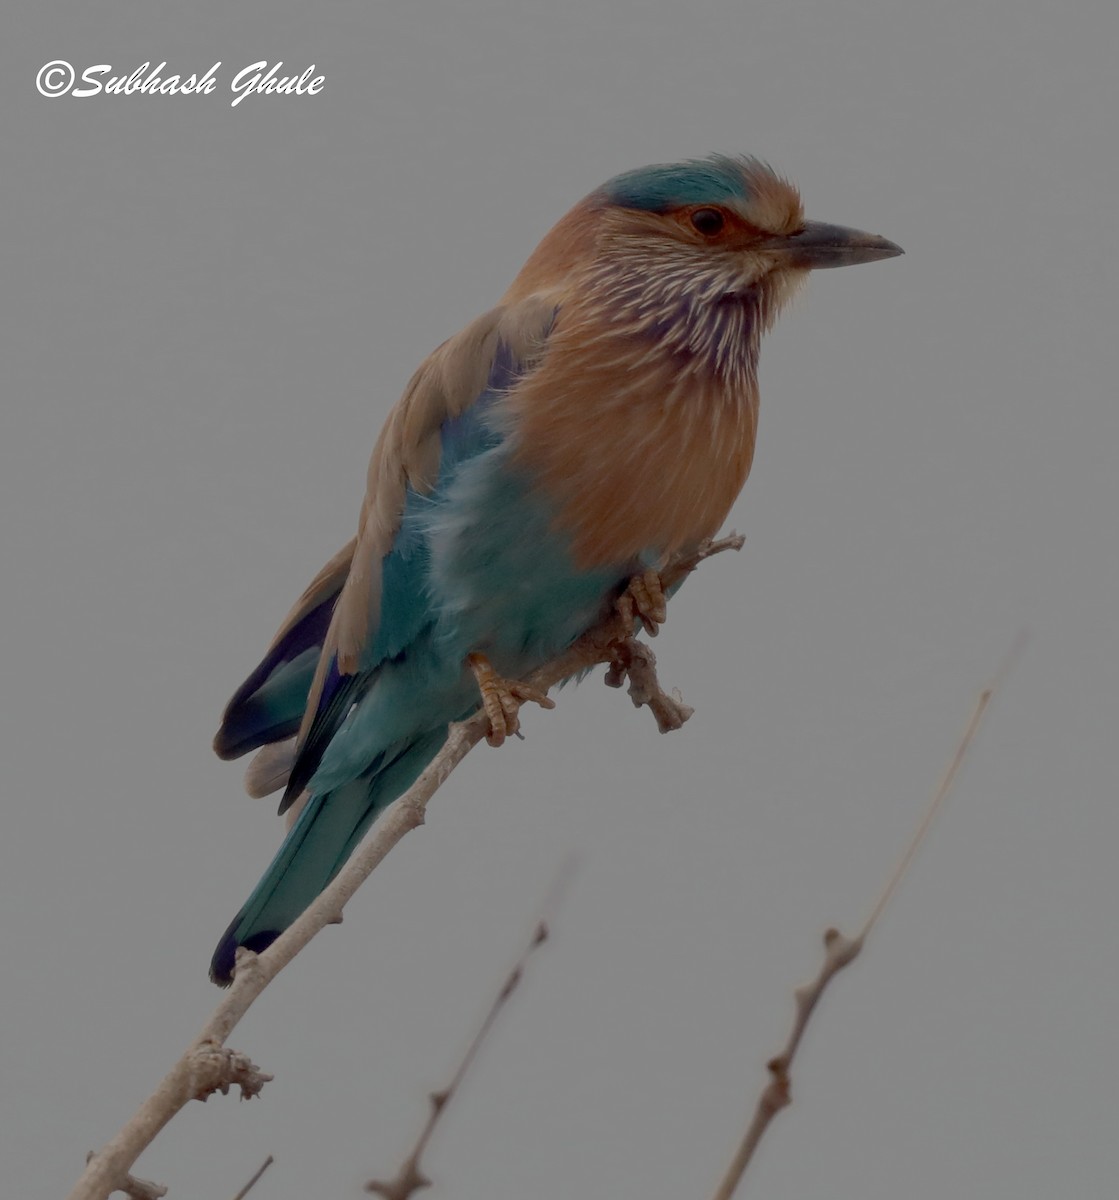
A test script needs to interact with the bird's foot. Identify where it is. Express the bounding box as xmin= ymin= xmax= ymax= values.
xmin=467 ymin=652 xmax=556 ymax=747
xmin=616 ymin=568 xmax=667 ymax=637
